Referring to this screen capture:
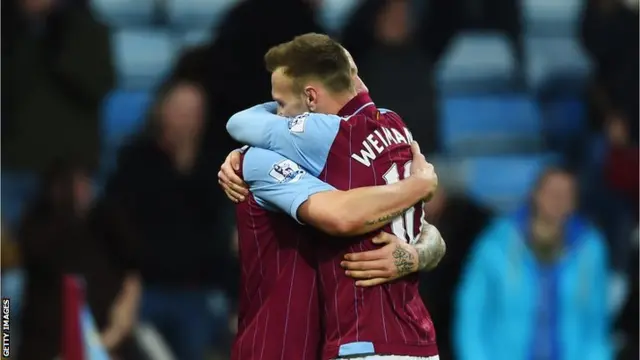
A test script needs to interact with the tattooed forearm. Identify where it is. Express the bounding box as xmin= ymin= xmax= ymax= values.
xmin=414 ymin=223 xmax=446 ymax=271
xmin=392 ymin=245 xmax=415 ymax=276
xmin=364 ymin=207 xmax=412 ymax=226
